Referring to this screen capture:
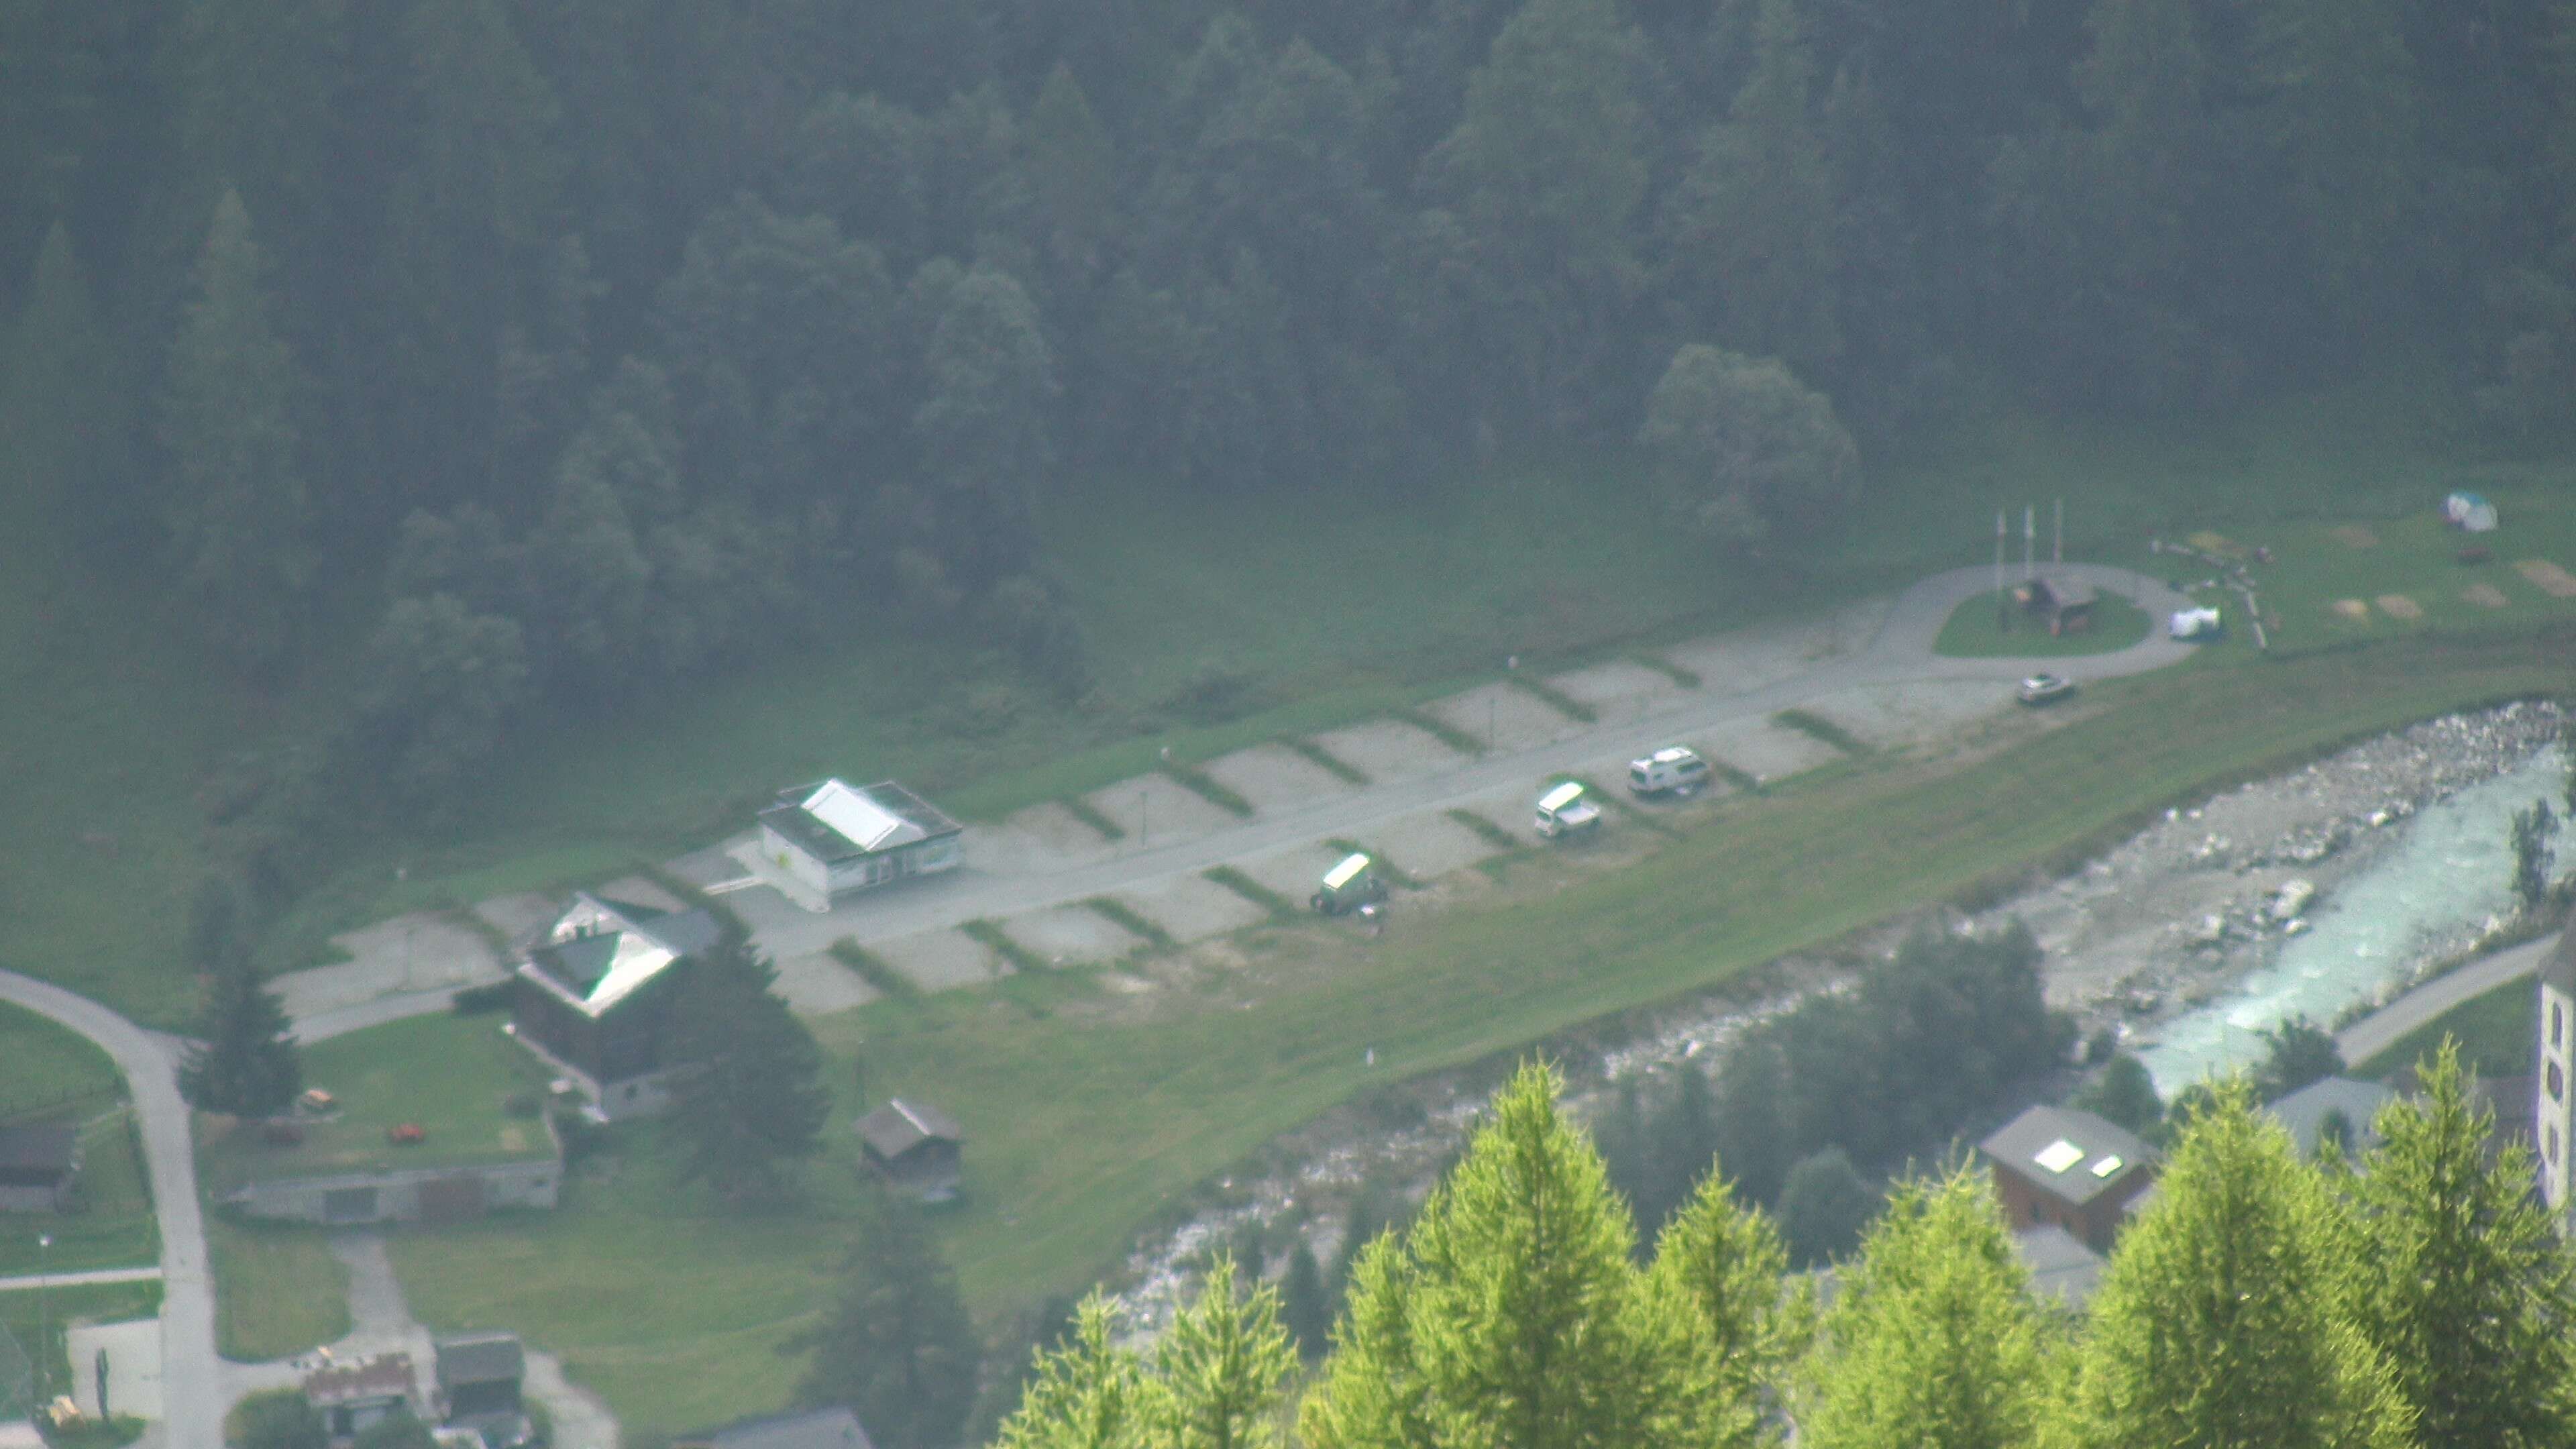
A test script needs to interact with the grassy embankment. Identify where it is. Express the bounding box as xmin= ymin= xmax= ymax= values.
xmin=2355 ymin=976 xmax=2541 ymax=1083
xmin=383 ymin=624 xmax=2574 ymax=1434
